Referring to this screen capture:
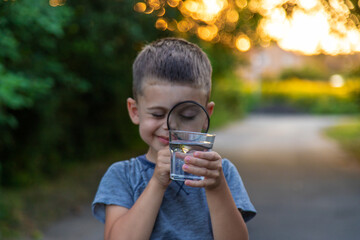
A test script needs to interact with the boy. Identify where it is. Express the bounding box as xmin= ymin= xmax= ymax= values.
xmin=92 ymin=38 xmax=256 ymax=240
